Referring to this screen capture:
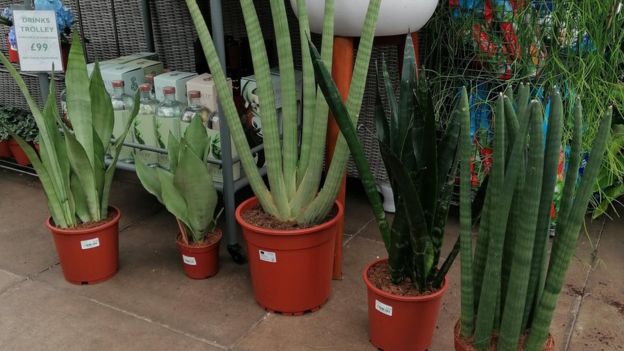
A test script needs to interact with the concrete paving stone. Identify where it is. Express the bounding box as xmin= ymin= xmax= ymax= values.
xmin=569 ymin=217 xmax=624 ymax=351
xmin=0 ymin=176 xmax=59 ymax=276
xmin=35 ymin=209 xmax=267 ymax=348
xmin=0 ymin=269 xmax=25 ymax=294
xmin=570 ymin=295 xmax=624 ymax=351
xmin=0 ymin=280 xmax=224 ymax=351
